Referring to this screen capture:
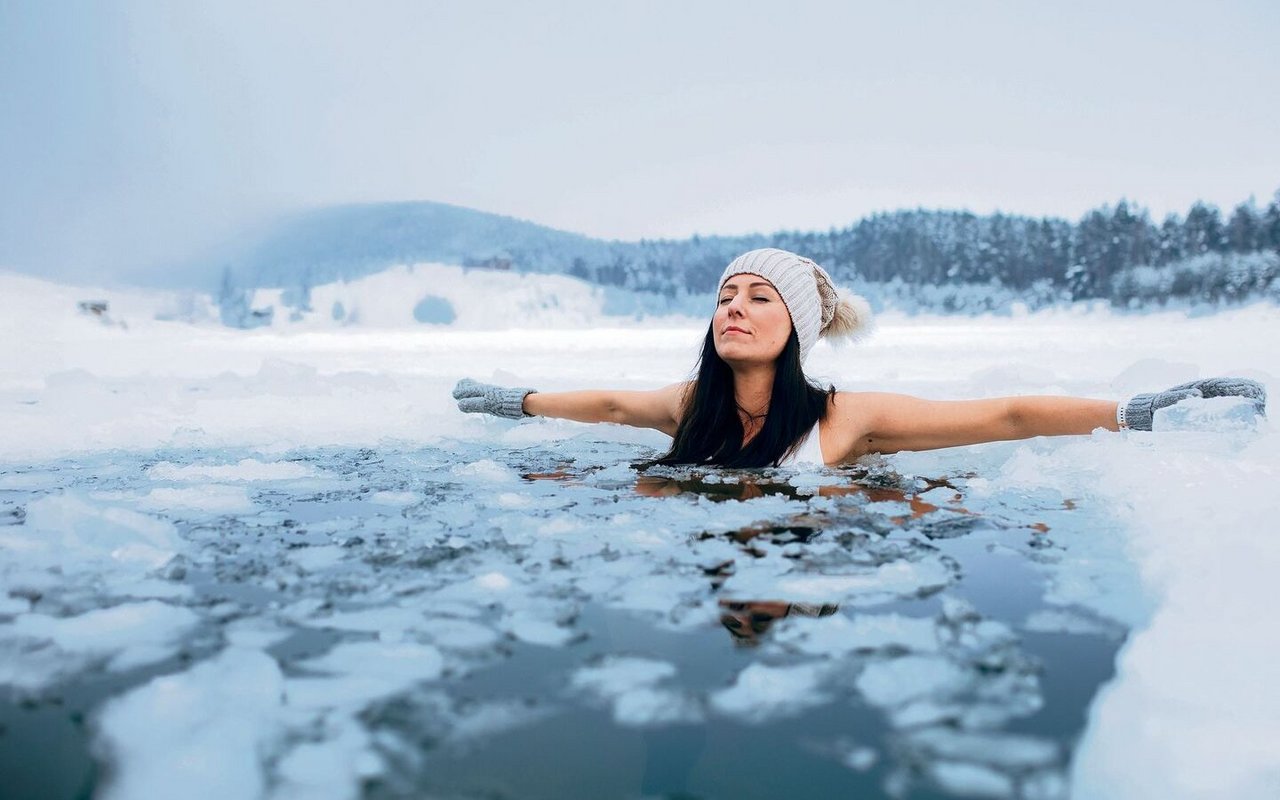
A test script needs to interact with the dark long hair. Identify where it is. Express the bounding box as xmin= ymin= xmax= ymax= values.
xmin=648 ymin=324 xmax=834 ymax=468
